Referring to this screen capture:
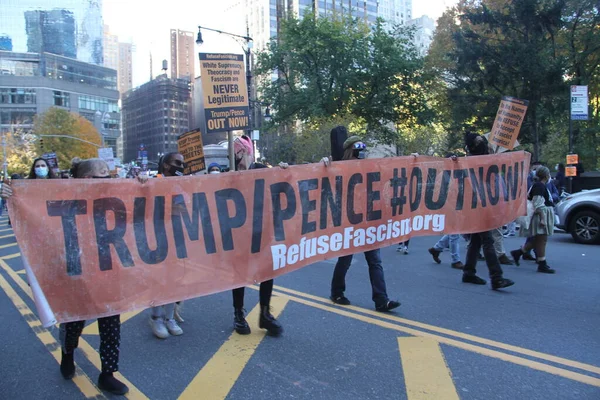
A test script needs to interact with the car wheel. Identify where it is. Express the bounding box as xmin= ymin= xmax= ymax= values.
xmin=569 ymin=210 xmax=600 ymax=244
